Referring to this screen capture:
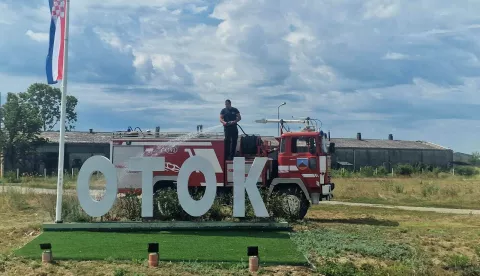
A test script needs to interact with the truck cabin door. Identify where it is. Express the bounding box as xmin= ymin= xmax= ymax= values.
xmin=290 ymin=136 xmax=319 ymax=178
